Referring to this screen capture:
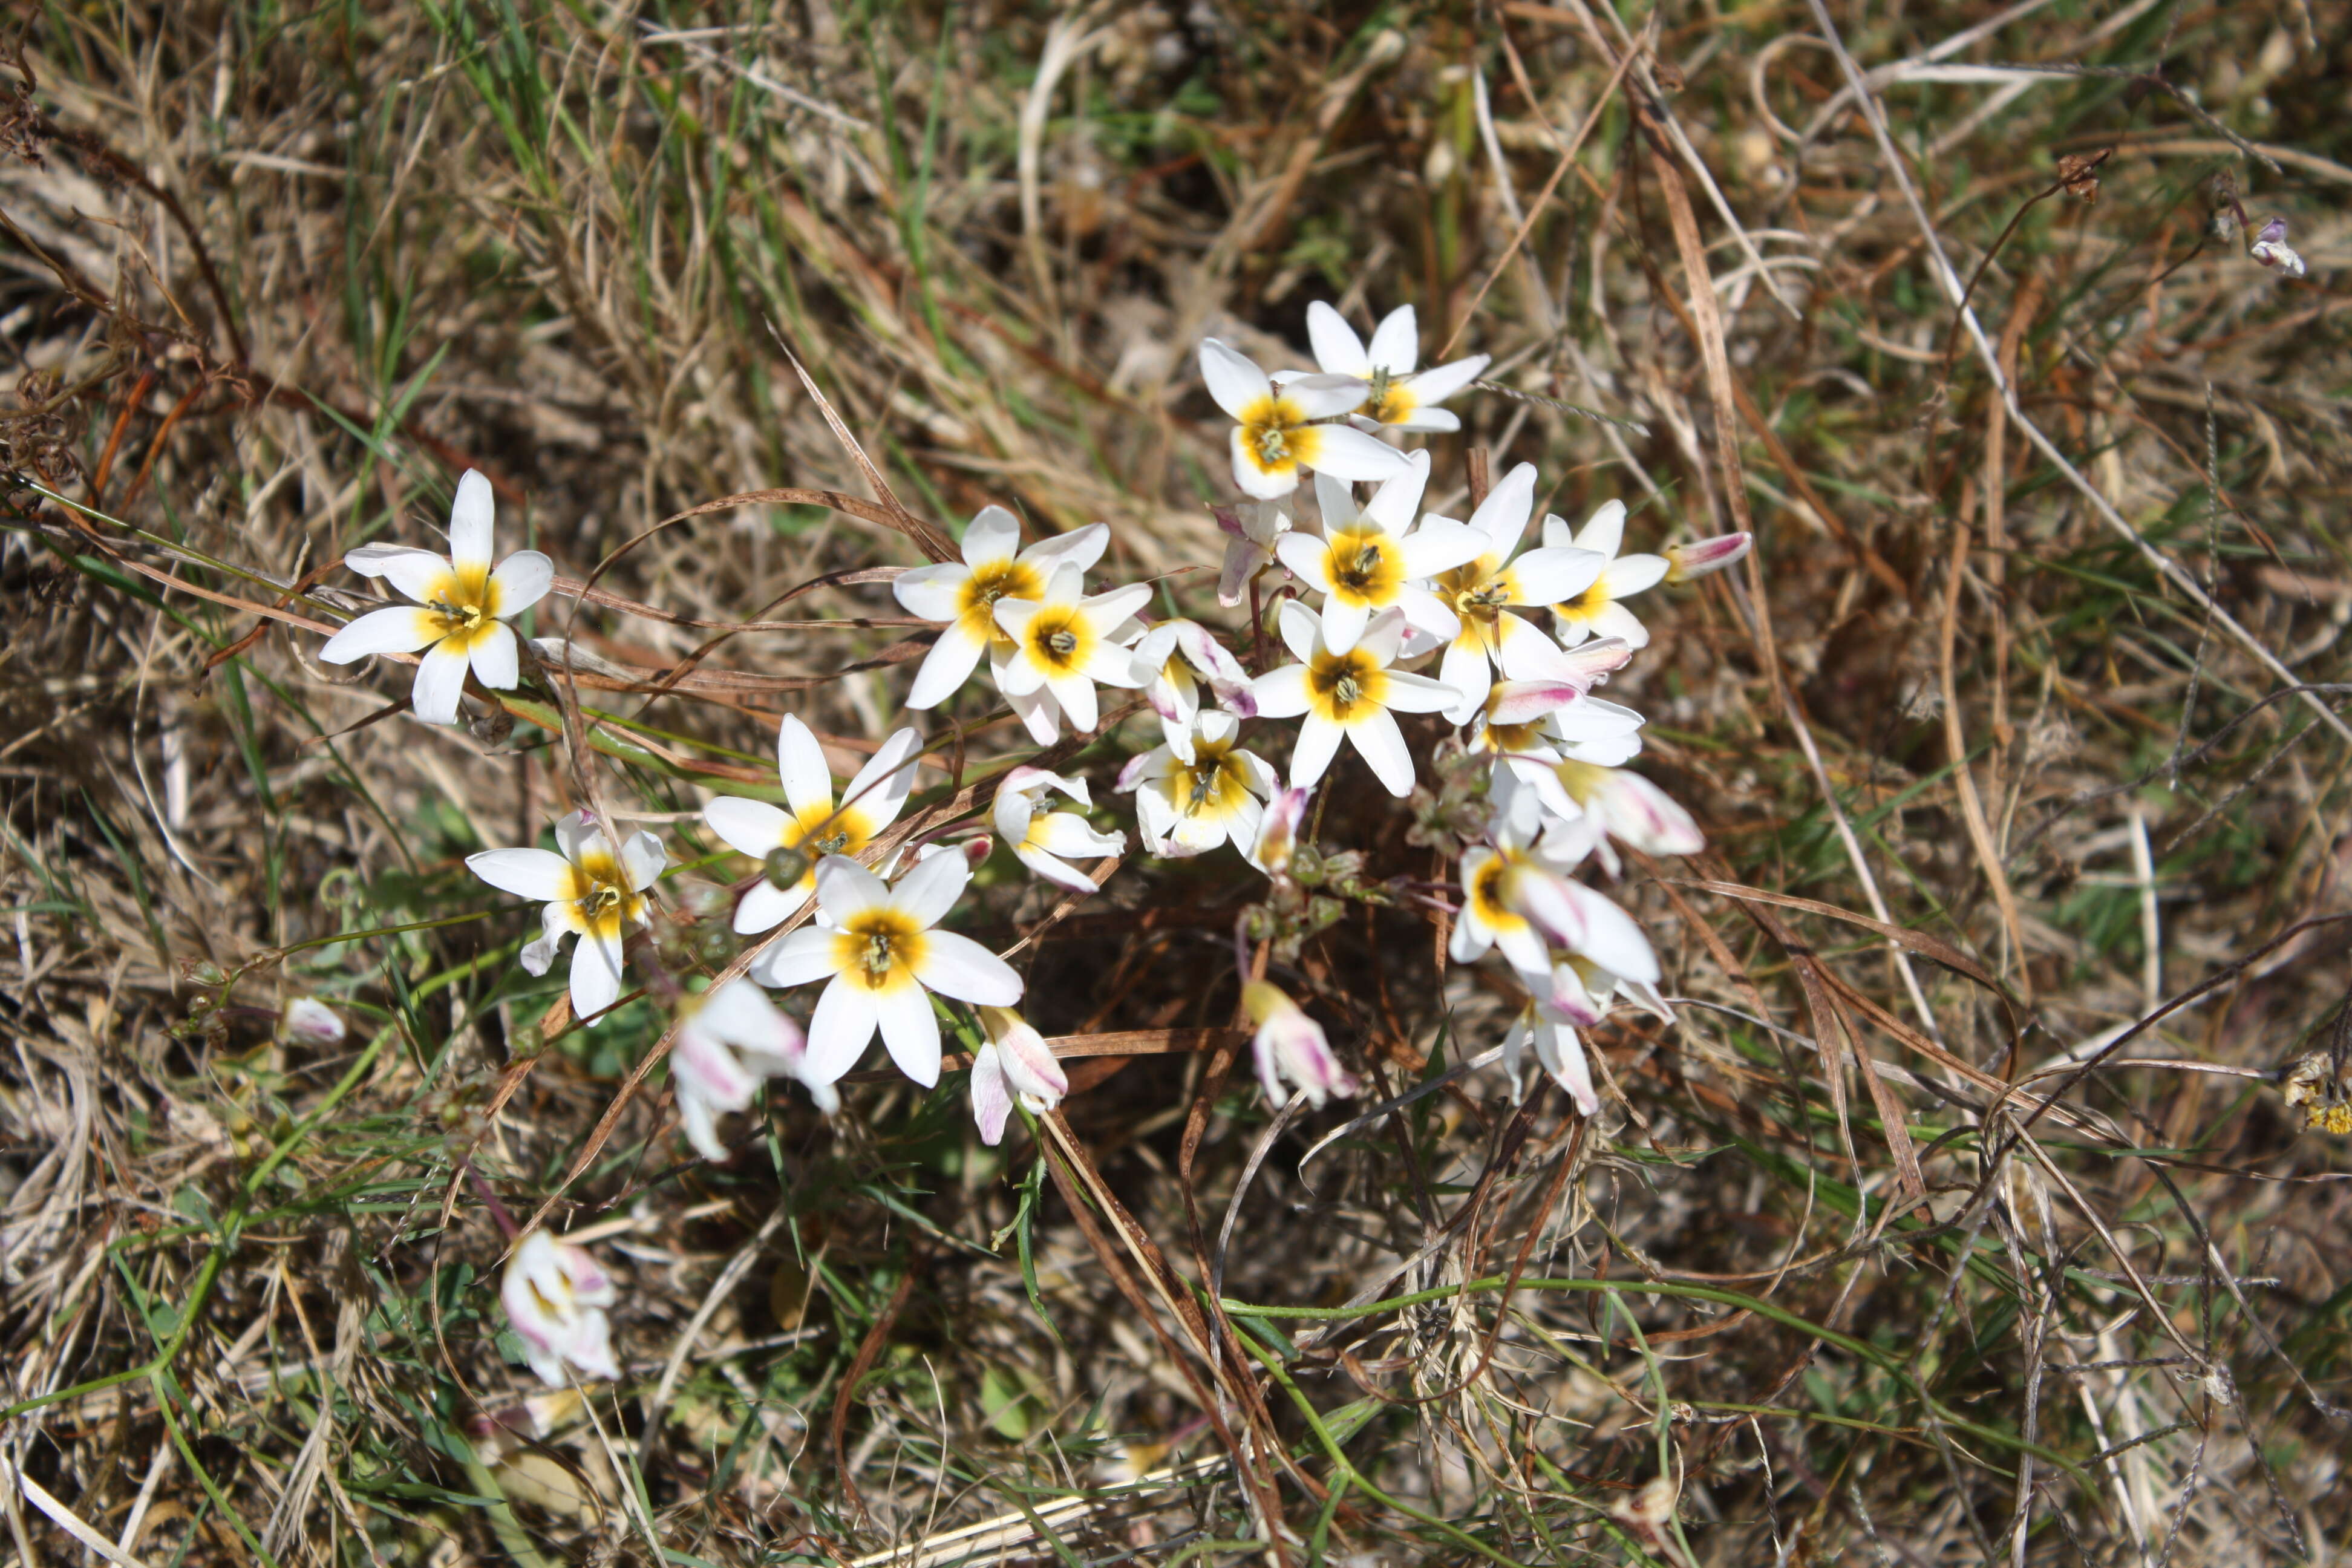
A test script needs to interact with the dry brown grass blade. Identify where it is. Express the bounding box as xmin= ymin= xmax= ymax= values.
xmin=829 ymin=1253 xmax=921 ymax=1517
xmin=771 ymin=338 xmax=960 ymax=564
